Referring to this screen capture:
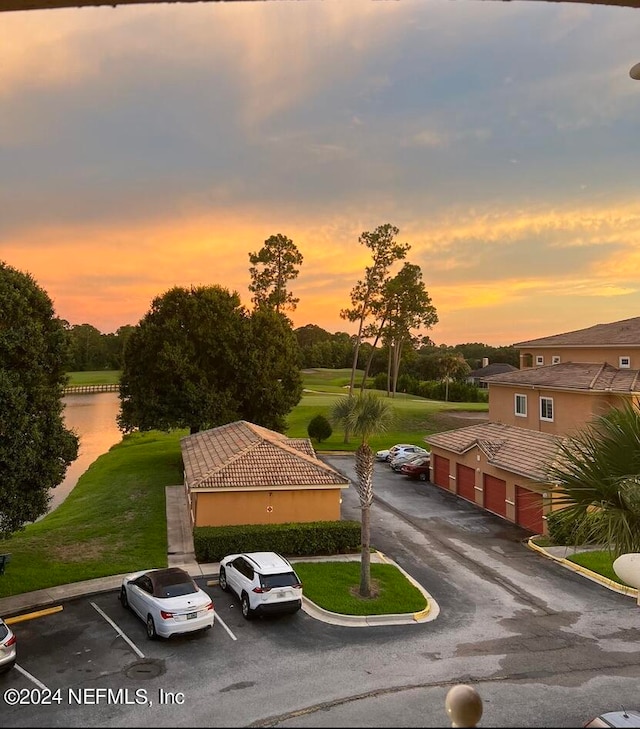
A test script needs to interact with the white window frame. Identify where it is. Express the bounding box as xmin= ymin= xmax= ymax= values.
xmin=540 ymin=397 xmax=554 ymax=422
xmin=620 ymin=356 xmax=631 ymax=369
xmin=551 ymin=355 xmax=561 ymax=365
xmin=535 ymin=355 xmax=544 ymax=366
xmin=514 ymin=393 xmax=527 ymax=417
